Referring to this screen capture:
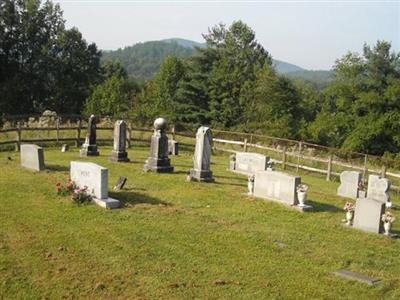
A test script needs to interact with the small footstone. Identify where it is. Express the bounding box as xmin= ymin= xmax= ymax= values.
xmin=333 ymin=270 xmax=381 ymax=285
xmin=114 ymin=176 xmax=127 ymax=191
